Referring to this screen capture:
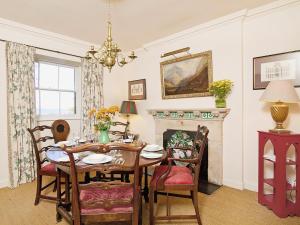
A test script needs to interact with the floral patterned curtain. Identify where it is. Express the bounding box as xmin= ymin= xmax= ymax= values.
xmin=6 ymin=42 xmax=36 ymax=188
xmin=81 ymin=58 xmax=103 ymax=138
